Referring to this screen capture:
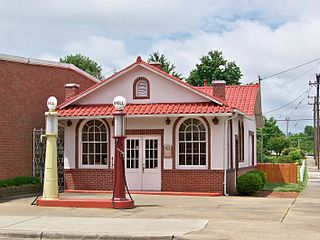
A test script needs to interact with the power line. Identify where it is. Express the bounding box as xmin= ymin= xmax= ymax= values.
xmin=263 ymin=61 xmax=320 ymax=90
xmin=263 ymin=89 xmax=310 ymax=114
xmin=261 ymin=57 xmax=320 ymax=80
xmin=275 ymin=118 xmax=313 ymax=121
